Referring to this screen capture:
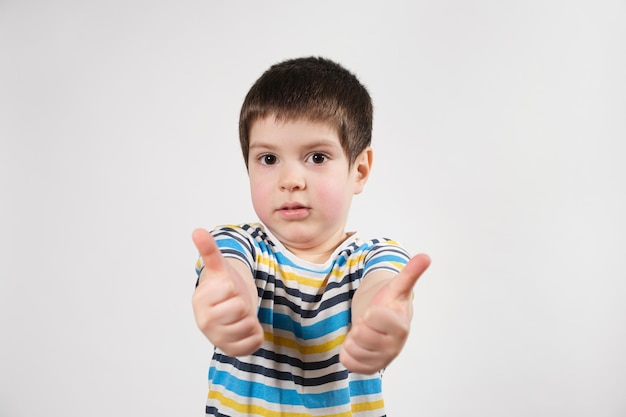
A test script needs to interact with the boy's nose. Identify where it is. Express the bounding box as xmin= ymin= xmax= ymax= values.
xmin=279 ymin=164 xmax=306 ymax=191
